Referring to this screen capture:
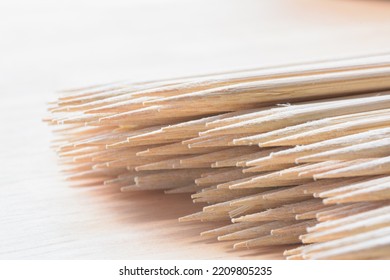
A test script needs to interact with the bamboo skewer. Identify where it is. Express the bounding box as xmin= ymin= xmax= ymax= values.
xmin=47 ymin=53 xmax=390 ymax=260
